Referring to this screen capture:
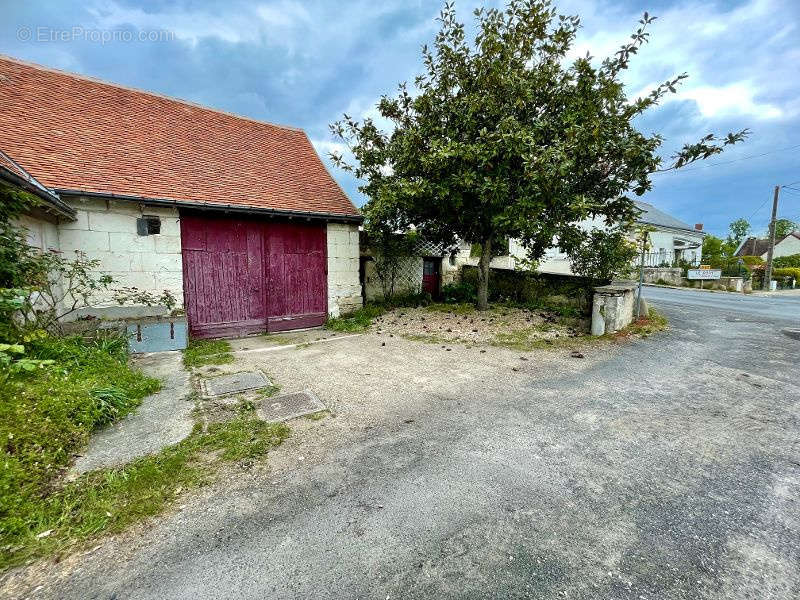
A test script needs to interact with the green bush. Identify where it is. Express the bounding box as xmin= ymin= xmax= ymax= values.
xmin=460 ymin=265 xmax=590 ymax=308
xmin=773 ymin=267 xmax=800 ymax=285
xmin=441 ymin=281 xmax=477 ymax=303
xmin=774 ymin=254 xmax=800 ymax=268
xmin=739 ymin=255 xmax=765 ymax=266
